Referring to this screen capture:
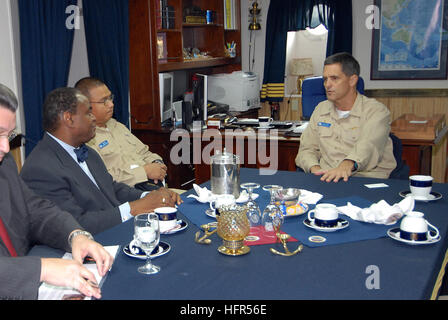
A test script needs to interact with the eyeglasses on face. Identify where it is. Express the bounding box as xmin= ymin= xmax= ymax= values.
xmin=90 ymin=94 xmax=114 ymax=106
xmin=0 ymin=130 xmax=18 ymax=142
